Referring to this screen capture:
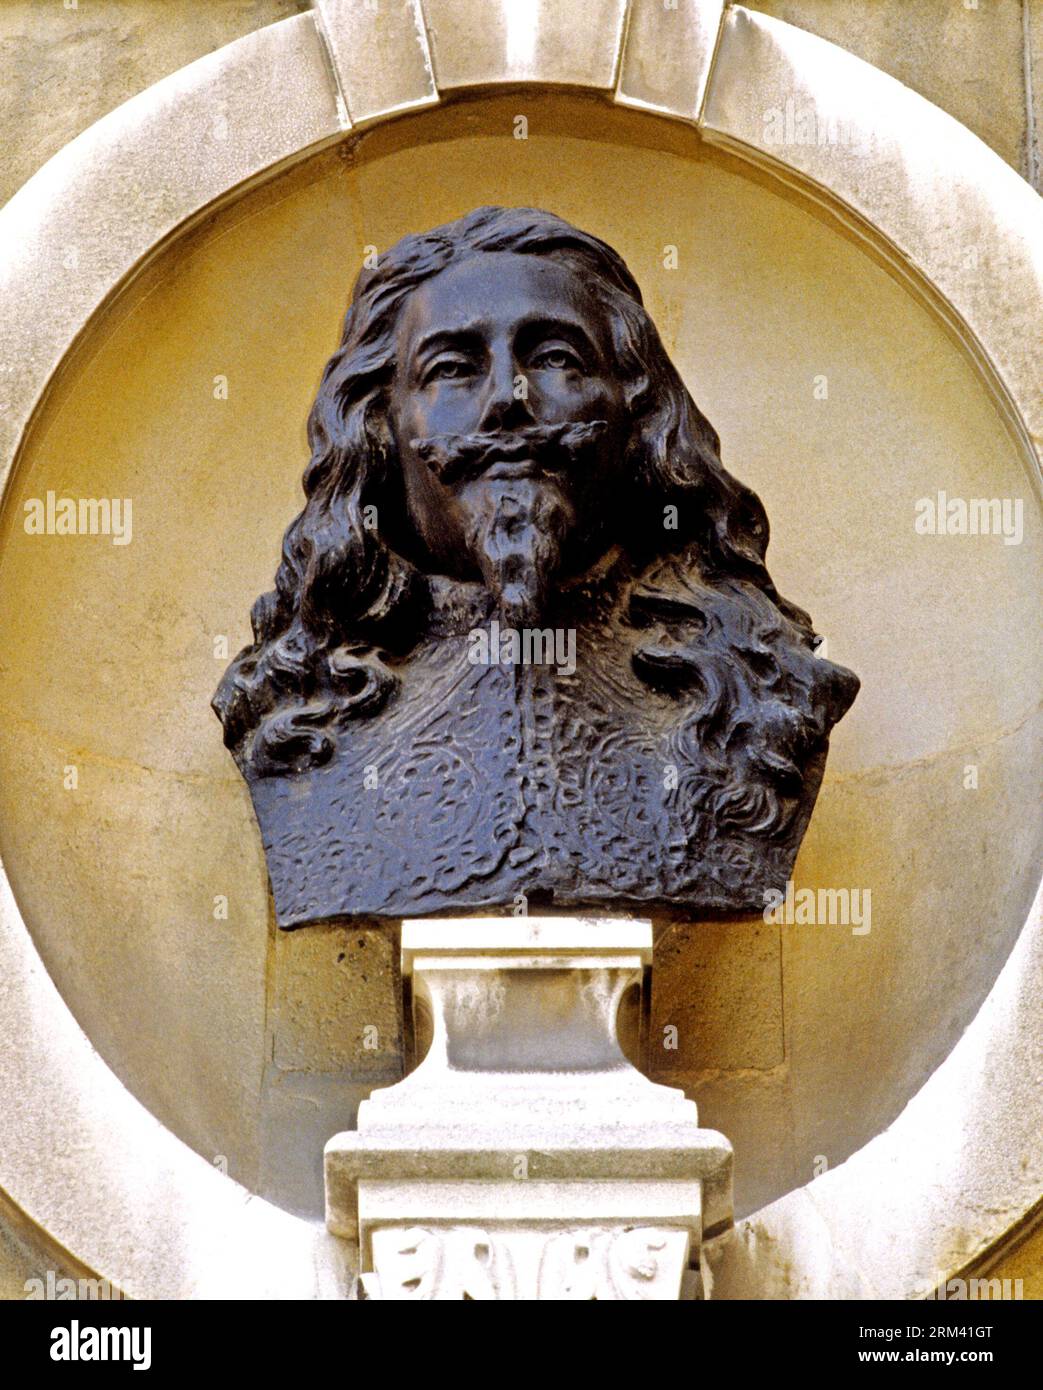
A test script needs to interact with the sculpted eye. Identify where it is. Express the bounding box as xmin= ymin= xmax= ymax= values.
xmin=533 ymin=345 xmax=583 ymax=372
xmin=426 ymin=357 xmax=473 ymax=382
